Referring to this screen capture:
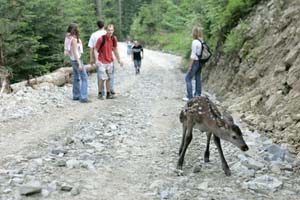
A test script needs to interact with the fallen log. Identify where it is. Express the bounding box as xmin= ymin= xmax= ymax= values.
xmin=10 ymin=64 xmax=96 ymax=92
xmin=0 ymin=66 xmax=13 ymax=96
